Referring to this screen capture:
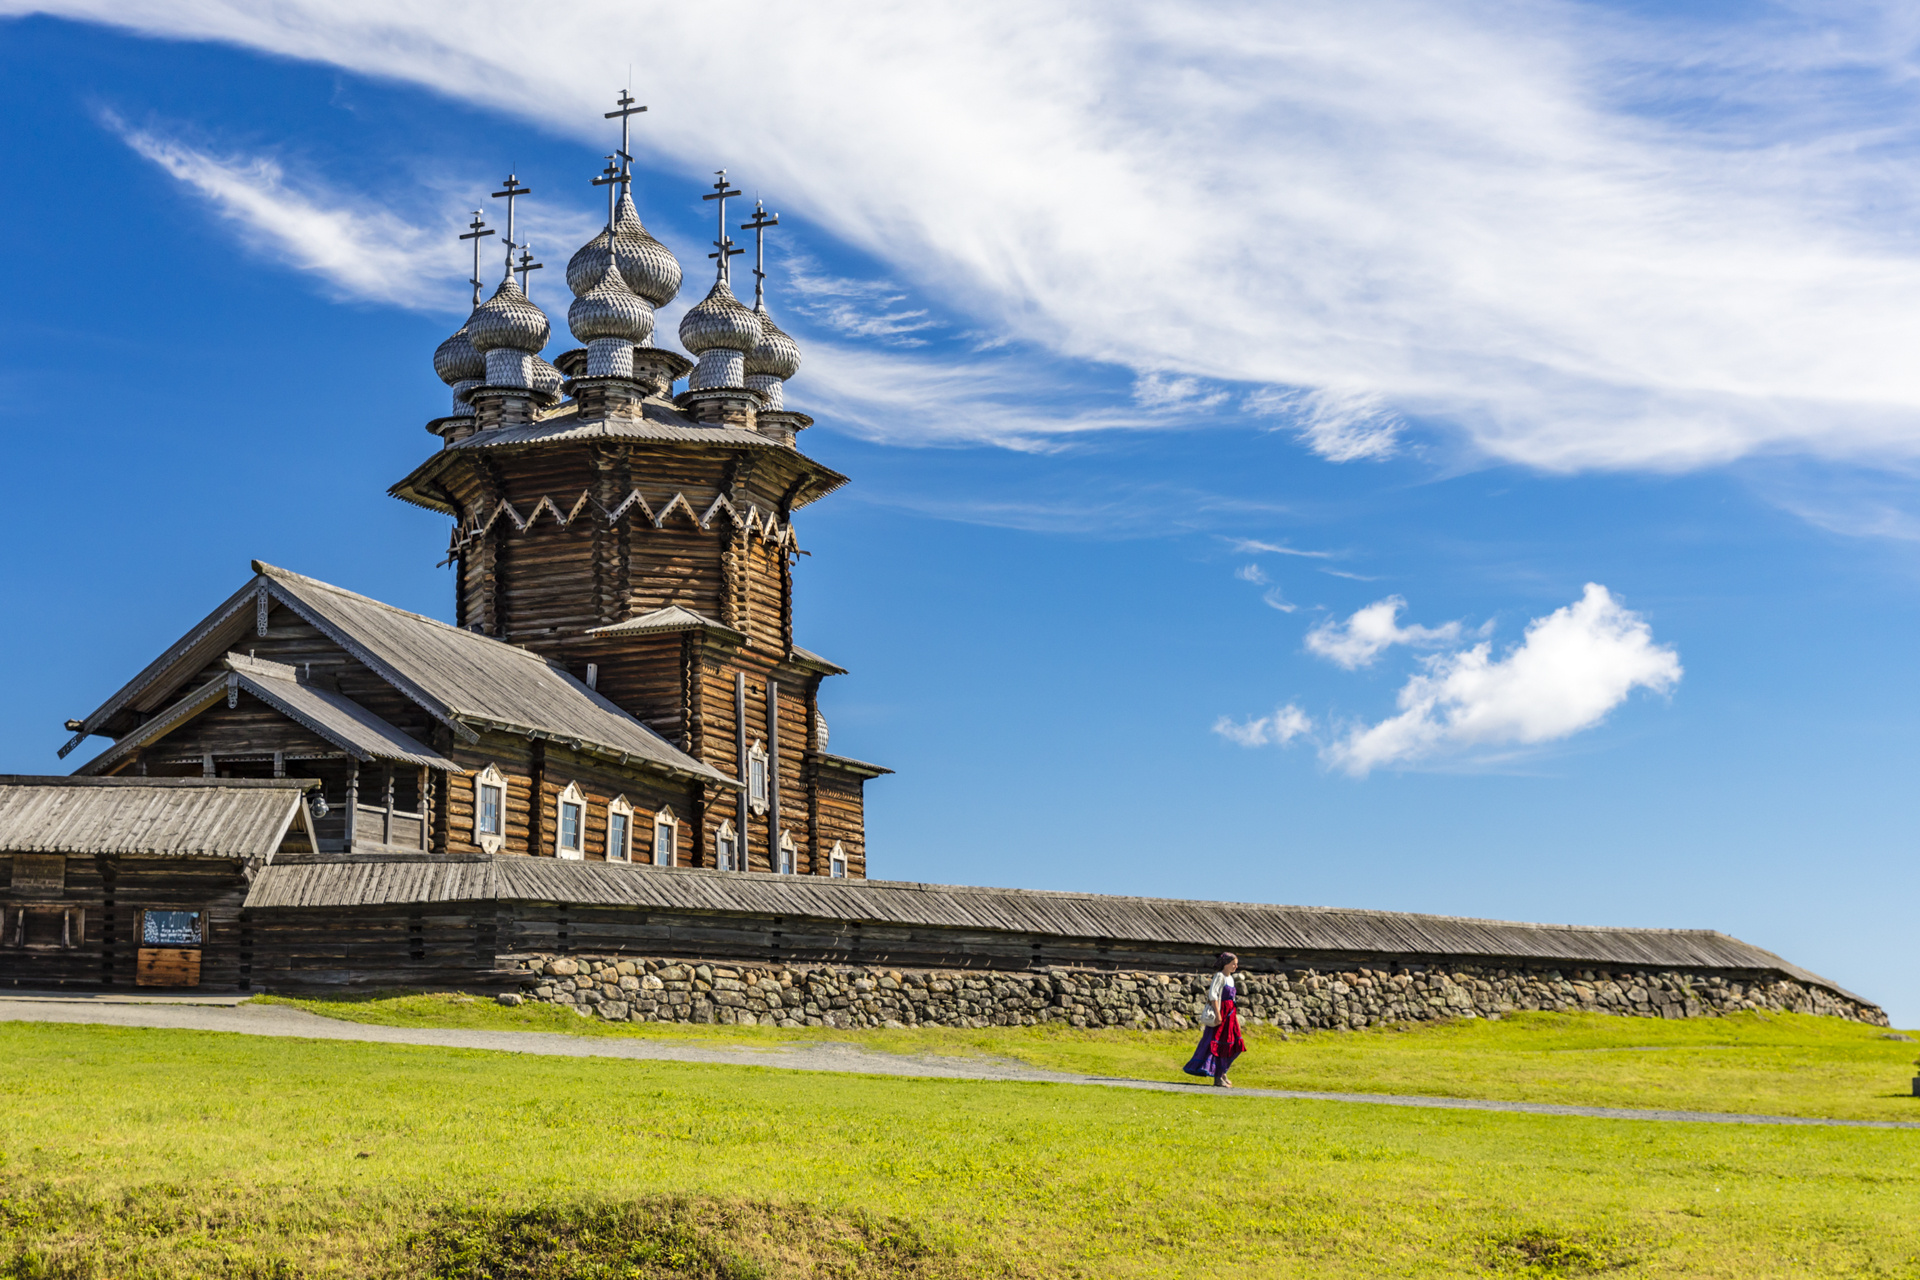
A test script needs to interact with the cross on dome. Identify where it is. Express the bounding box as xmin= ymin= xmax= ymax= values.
xmin=740 ymin=200 xmax=779 ymax=308
xmin=516 ymin=244 xmax=544 ymax=297
xmin=490 ymin=173 xmax=532 ymax=278
xmin=604 ymin=89 xmax=646 ymax=198
xmin=703 ymin=170 xmax=744 ymax=283
xmin=459 ymin=210 xmax=494 ymax=307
